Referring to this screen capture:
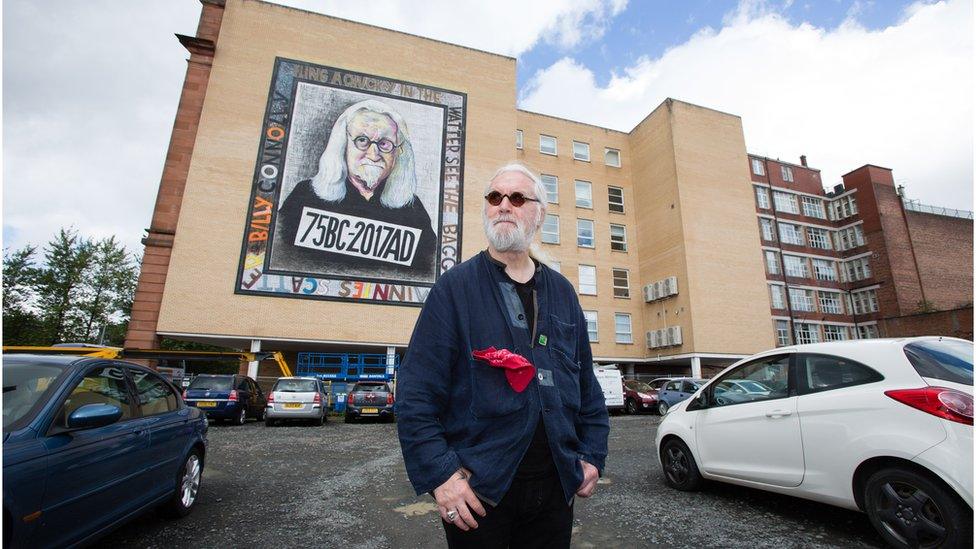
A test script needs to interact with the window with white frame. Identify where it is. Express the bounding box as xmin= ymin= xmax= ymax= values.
xmin=752 ymin=158 xmax=765 ymax=176
xmin=540 ymin=135 xmax=557 ymax=155
xmin=612 ymin=268 xmax=630 ymax=298
xmin=759 ymin=218 xmax=776 ymax=241
xmin=850 ymin=289 xmax=879 ymax=314
xmin=773 ymin=191 xmax=800 ymax=214
xmin=575 ymin=180 xmax=593 ymax=208
xmin=807 ymin=227 xmax=832 ymax=250
xmin=783 ymin=255 xmax=809 ymax=278
xmin=577 ymin=219 xmax=595 ymax=248
xmin=614 ymin=313 xmax=633 ymax=344
xmin=769 ymin=285 xmax=785 ymax=309
xmin=812 ymin=259 xmax=838 ymax=281
xmin=541 ymin=214 xmax=560 ymax=244
xmin=608 ymin=186 xmax=624 ymax=213
xmin=819 ymin=292 xmax=844 ymax=314
xmin=831 ymin=195 xmax=858 ymax=220
xmin=583 ymin=310 xmax=598 ymax=341
xmin=578 ymin=265 xmax=596 ymax=295
xmin=823 ymin=324 xmax=848 ymax=341
xmin=755 ymin=187 xmax=770 ymax=209
xmin=835 ymin=225 xmax=866 ymax=251
xmin=778 ymin=222 xmax=805 ymax=245
xmin=789 ymin=288 xmax=815 ymax=311
xmin=843 ymin=257 xmax=872 ymax=282
xmin=775 ymin=320 xmax=791 ymax=346
xmin=781 ymin=165 xmax=794 ymax=183
xmin=802 ymin=196 xmax=825 ymax=218
xmin=609 ymin=224 xmax=627 ymax=252
xmin=858 ymin=324 xmax=879 ymax=339
xmin=765 ymin=250 xmax=780 ymax=275
xmin=573 ymin=141 xmax=590 ymax=161
xmin=515 ymin=129 xmax=523 ymax=149
xmin=605 ymin=148 xmax=621 ymax=167
xmin=794 ymin=322 xmax=820 ymax=344
xmin=541 ymin=174 xmax=559 ymax=204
